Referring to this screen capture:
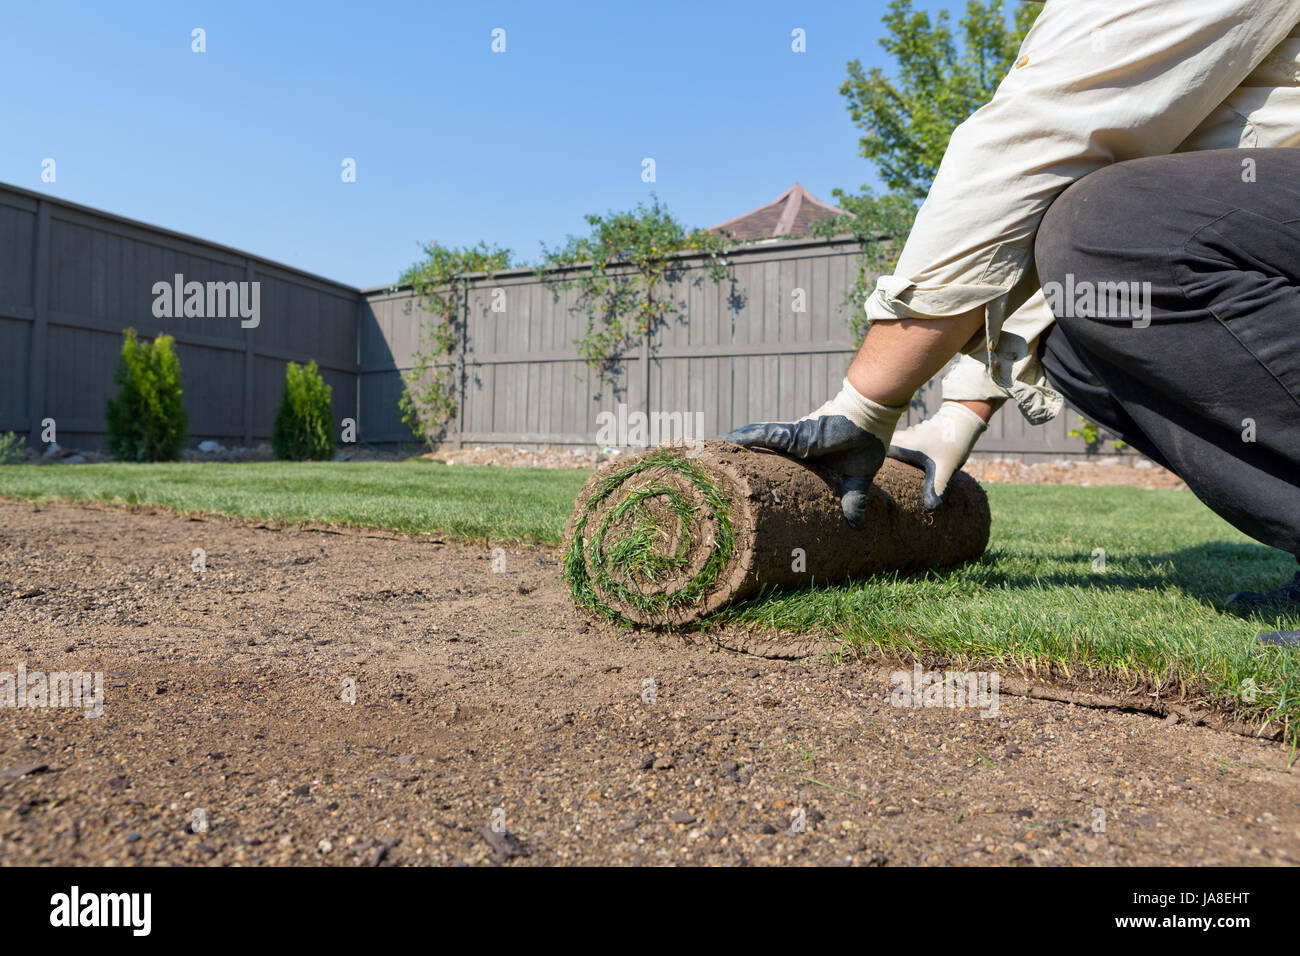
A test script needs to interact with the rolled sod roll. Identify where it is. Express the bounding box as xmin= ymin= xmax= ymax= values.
xmin=562 ymin=439 xmax=990 ymax=627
